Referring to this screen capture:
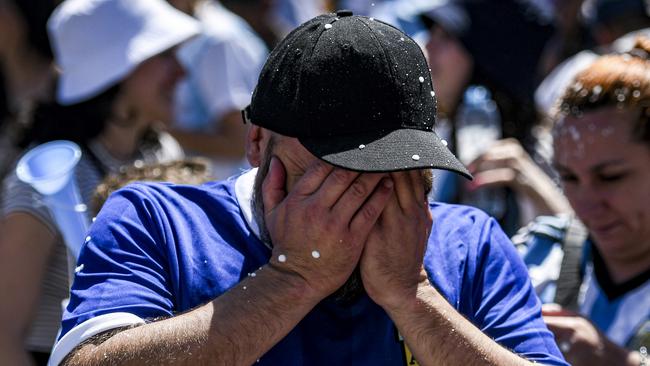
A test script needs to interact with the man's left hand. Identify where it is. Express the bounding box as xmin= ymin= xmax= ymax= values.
xmin=360 ymin=170 xmax=433 ymax=311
